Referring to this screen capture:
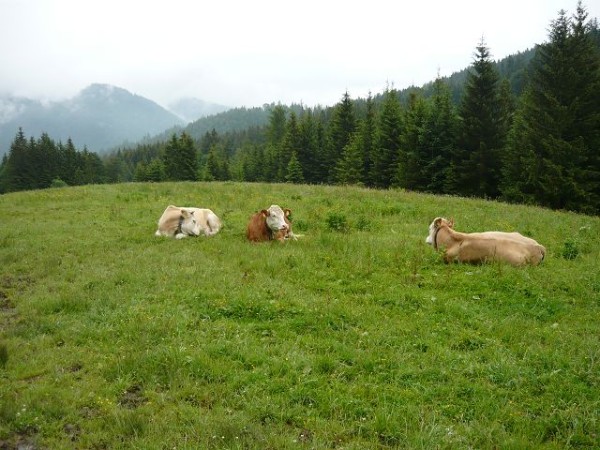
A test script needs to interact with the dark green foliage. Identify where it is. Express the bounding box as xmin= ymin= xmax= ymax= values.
xmin=501 ymin=4 xmax=600 ymax=213
xmin=50 ymin=178 xmax=68 ymax=188
xmin=278 ymin=112 xmax=301 ymax=181
xmin=360 ymin=94 xmax=377 ymax=185
xmin=201 ymin=144 xmax=230 ymax=181
xmin=328 ymin=91 xmax=357 ymax=182
xmin=422 ymin=78 xmax=459 ymax=193
xmin=0 ymin=129 xmax=107 ymax=193
xmin=163 ymin=132 xmax=198 ymax=181
xmin=285 ymin=152 xmax=304 ymax=184
xmin=455 ymin=39 xmax=505 ymax=198
xmin=335 ymin=133 xmax=364 ymax=185
xmin=0 ymin=343 xmax=7 ymax=368
xmin=396 ymin=92 xmax=428 ymax=189
xmin=325 ymin=212 xmax=349 ymax=232
xmin=561 ymin=239 xmax=580 ymax=260
xmin=370 ymin=89 xmax=403 ymax=188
